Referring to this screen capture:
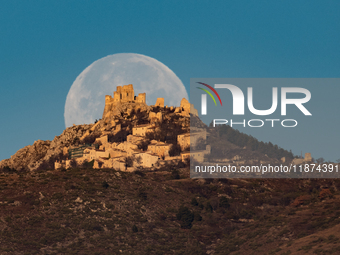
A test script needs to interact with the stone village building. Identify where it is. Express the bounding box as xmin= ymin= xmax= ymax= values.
xmin=177 ymin=129 xmax=207 ymax=151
